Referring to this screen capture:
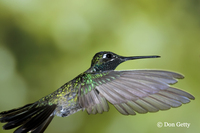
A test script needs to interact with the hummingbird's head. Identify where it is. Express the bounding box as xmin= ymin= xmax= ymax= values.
xmin=87 ymin=51 xmax=160 ymax=73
